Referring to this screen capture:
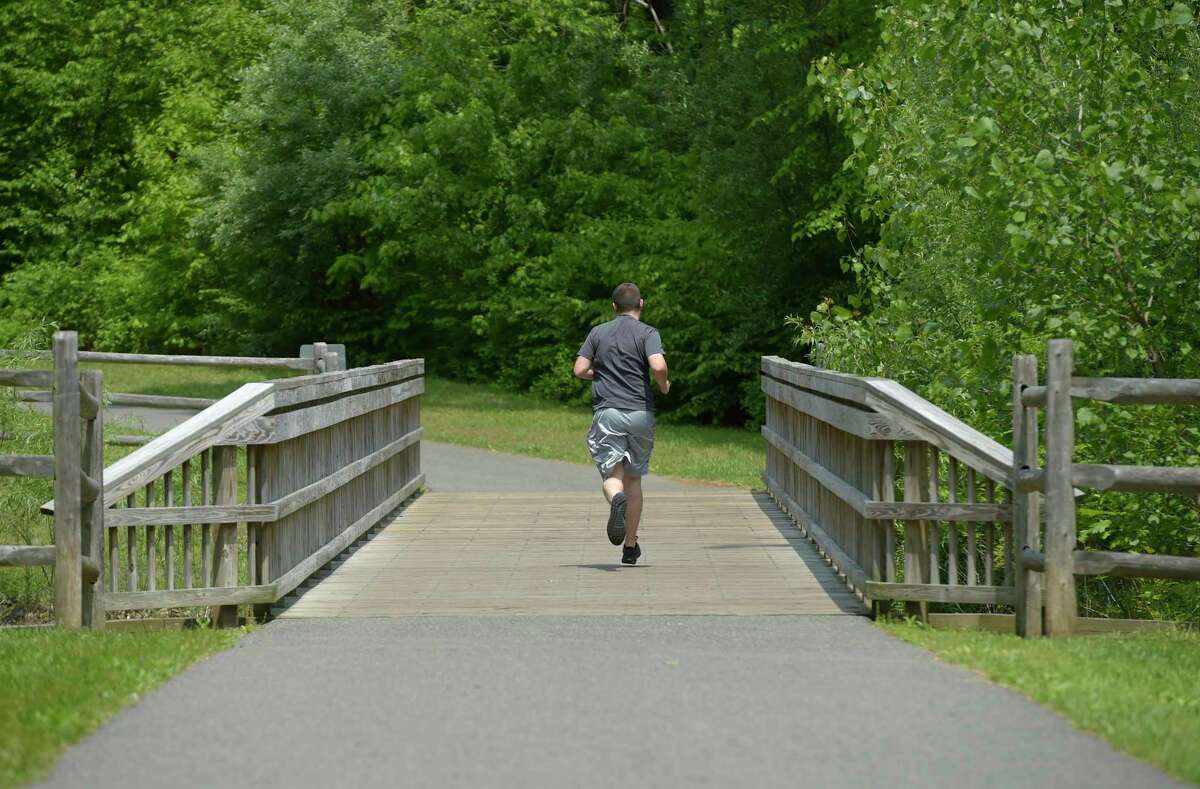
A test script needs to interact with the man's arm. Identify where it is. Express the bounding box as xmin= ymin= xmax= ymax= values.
xmin=574 ymin=356 xmax=595 ymax=380
xmin=648 ymin=353 xmax=669 ymax=394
